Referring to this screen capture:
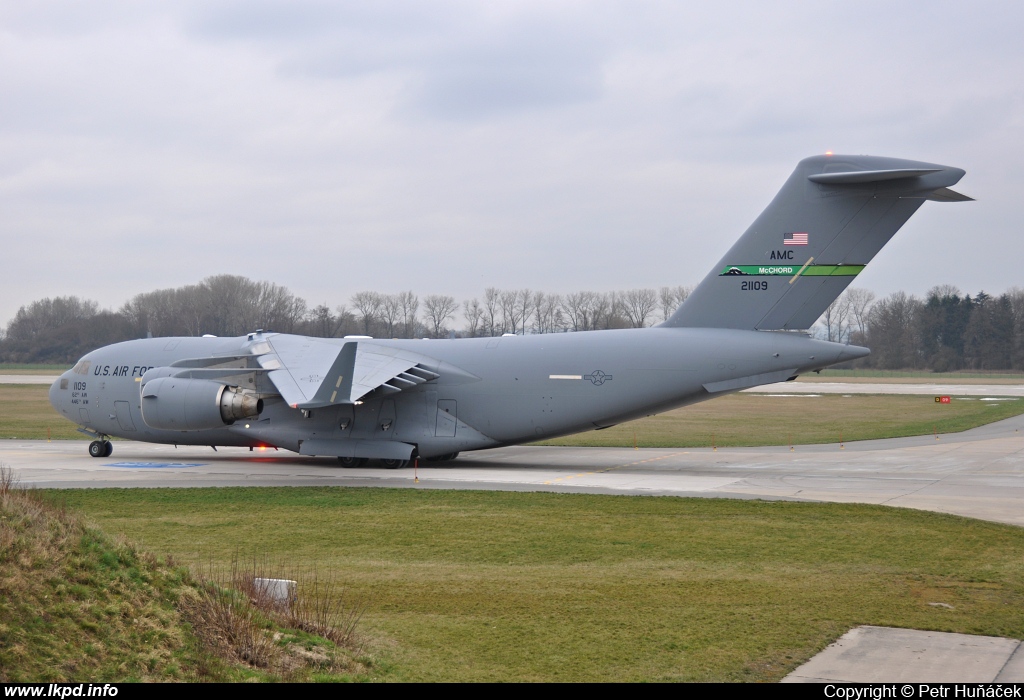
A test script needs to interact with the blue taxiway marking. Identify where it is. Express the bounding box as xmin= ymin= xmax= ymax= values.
xmin=107 ymin=462 xmax=205 ymax=469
